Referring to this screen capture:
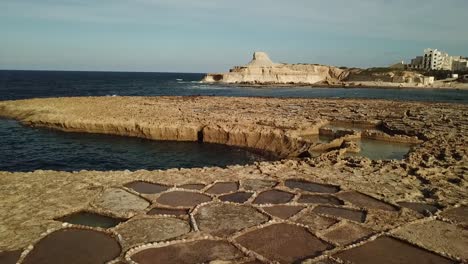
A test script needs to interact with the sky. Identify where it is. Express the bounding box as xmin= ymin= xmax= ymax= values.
xmin=1 ymin=0 xmax=467 ymax=72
